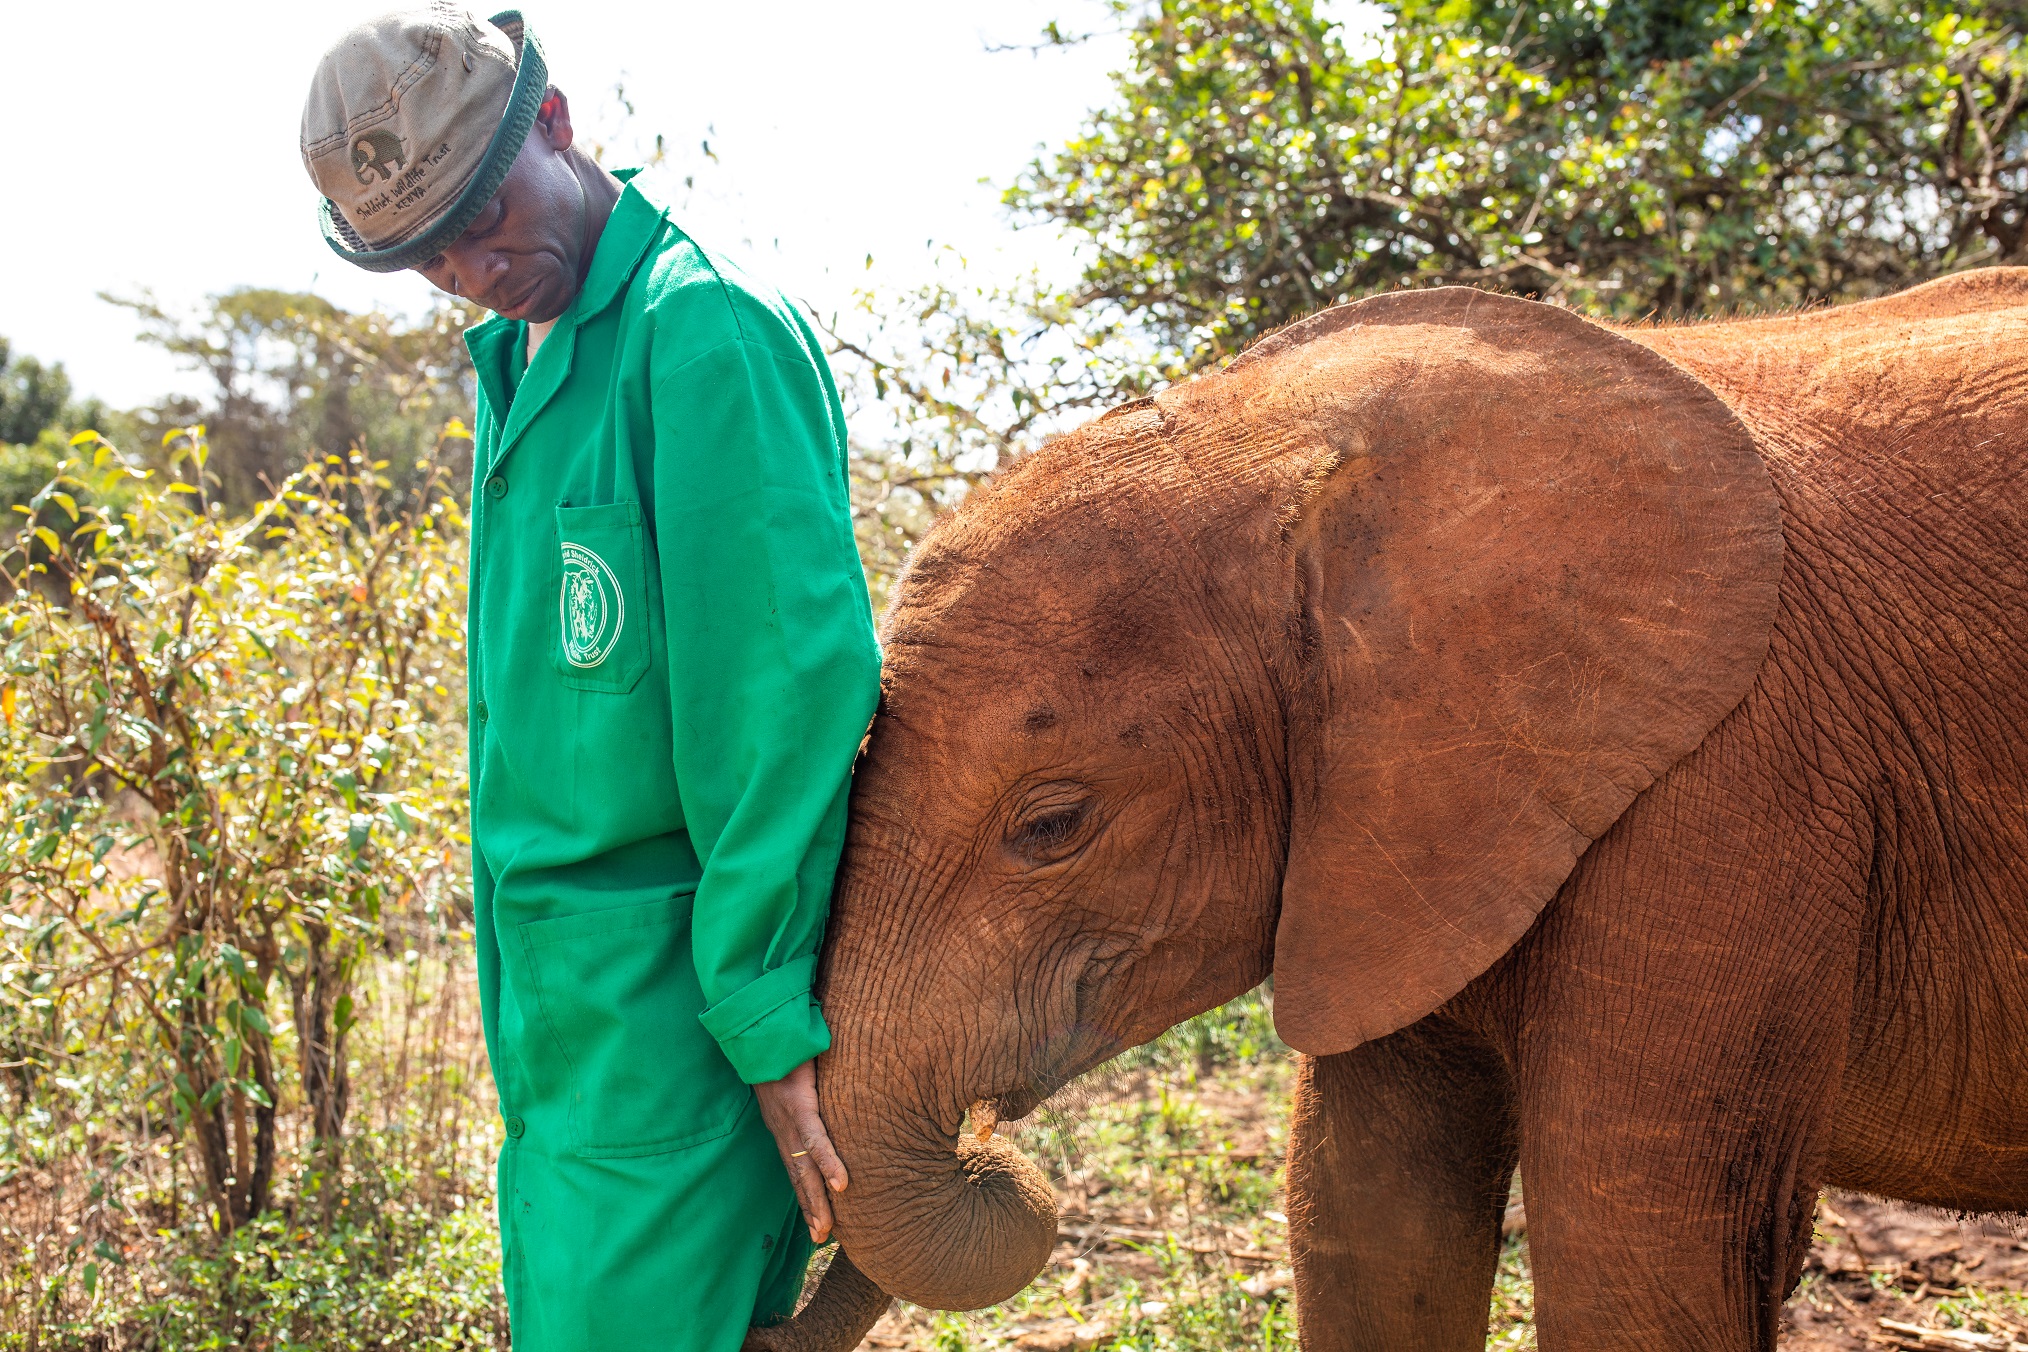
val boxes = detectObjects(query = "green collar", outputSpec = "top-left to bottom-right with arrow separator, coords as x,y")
572,168 -> 666,321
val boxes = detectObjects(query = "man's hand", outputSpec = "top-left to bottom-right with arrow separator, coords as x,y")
754,1059 -> 848,1244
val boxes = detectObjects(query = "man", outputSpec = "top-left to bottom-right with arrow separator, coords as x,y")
299,9 -> 880,1348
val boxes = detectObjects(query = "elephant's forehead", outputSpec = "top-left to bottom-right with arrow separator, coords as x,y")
885,553 -> 1207,692
878,607 -> 1211,758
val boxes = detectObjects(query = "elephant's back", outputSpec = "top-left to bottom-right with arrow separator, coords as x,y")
1624,268 -> 2028,348
1628,288 -> 2028,655
1624,275 -> 2028,509
1625,271 -> 2028,697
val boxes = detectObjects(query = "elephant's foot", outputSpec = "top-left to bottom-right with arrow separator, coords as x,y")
743,1250 -> 893,1352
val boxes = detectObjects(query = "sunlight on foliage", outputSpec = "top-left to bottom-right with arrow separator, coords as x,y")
820,263 -> 1188,610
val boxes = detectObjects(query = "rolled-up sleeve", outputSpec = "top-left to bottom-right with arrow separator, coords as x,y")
652,327 -> 880,1085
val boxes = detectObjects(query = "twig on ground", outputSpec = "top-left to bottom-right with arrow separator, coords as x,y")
1876,1317 -> 2028,1351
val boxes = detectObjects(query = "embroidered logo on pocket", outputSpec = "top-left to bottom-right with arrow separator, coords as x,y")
559,543 -> 625,668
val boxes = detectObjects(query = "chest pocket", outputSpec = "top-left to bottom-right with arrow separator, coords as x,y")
553,502 -> 650,695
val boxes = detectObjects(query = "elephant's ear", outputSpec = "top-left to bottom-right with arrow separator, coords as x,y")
1260,288 -> 1783,1055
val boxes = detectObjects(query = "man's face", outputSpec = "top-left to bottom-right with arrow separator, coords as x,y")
414,94 -> 588,324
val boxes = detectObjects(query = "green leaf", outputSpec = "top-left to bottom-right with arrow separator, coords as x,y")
32,527 -> 60,556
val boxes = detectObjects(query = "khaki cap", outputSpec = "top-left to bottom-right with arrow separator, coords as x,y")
301,5 -> 548,273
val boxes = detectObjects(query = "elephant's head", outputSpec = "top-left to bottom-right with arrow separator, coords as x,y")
787,289 -> 1783,1337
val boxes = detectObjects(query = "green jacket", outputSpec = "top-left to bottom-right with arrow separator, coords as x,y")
463,171 -> 879,1348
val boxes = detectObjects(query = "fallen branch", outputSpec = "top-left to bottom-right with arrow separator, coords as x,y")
1876,1318 -> 2028,1351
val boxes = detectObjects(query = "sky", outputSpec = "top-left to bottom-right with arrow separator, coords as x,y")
0,0 -> 1135,409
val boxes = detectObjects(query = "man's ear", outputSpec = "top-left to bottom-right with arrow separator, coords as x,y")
534,86 -> 574,152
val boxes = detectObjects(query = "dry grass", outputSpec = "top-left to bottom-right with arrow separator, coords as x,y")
0,942 -> 506,1351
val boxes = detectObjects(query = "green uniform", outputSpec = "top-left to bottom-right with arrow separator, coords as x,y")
462,170 -> 880,1351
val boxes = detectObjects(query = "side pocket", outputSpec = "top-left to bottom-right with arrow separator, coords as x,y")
553,501 -> 650,695
517,891 -> 752,1158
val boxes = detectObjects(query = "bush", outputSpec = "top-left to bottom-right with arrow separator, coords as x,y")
113,1161 -> 506,1352
0,425 -> 489,1346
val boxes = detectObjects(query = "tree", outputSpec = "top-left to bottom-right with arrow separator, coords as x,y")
1008,0 -> 2028,356
0,339 -> 74,448
109,290 -> 480,511
814,261 -> 1183,607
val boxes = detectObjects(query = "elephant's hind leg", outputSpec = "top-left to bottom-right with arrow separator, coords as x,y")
1287,1017 -> 1519,1352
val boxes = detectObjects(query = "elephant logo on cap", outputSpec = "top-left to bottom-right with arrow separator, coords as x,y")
352,130 -> 408,185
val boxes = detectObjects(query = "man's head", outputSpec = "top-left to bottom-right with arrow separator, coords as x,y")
302,7 -> 612,323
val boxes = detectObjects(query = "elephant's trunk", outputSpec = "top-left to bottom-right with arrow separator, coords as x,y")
804,978 -> 1060,1312
804,844 -> 1065,1325
834,1114 -> 1060,1312
740,1122 -> 1059,1351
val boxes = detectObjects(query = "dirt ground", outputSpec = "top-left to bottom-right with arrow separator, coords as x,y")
1785,1192 -> 2028,1351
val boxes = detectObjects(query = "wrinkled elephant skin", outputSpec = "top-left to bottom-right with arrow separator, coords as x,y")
784,273 -> 2028,1352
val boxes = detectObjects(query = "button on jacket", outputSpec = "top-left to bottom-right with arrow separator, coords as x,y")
463,170 -> 880,1351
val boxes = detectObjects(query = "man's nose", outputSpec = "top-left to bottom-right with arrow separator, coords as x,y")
447,245 -> 511,301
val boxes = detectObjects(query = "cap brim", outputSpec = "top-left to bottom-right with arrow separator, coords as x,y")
318,11 -> 548,275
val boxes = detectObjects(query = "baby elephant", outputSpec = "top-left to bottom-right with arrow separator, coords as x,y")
765,273 -> 2028,1352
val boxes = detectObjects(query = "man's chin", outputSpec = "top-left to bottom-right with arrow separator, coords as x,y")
496,282 -> 573,324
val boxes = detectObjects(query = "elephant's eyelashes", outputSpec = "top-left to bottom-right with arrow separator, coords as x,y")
1006,786 -> 1096,863
1022,808 -> 1086,849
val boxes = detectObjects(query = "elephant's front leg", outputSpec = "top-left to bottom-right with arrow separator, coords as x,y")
1516,1021 -> 1830,1352
1287,1017 -> 1520,1352
1510,742 -> 1861,1352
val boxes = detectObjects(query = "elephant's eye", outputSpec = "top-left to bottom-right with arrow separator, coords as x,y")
1006,784 -> 1096,864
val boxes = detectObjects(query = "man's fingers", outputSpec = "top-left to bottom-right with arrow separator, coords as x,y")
755,1062 -> 844,1241
790,1152 -> 834,1242
804,1123 -> 849,1194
